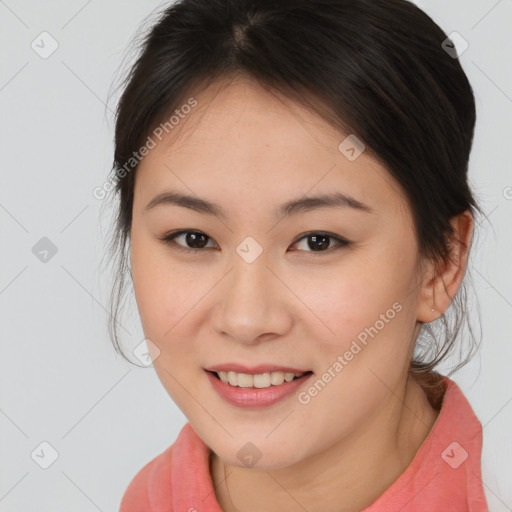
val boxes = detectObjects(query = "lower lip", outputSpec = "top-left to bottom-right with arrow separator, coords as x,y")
205,370 -> 313,408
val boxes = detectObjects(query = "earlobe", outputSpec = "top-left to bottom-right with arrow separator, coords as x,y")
417,210 -> 474,323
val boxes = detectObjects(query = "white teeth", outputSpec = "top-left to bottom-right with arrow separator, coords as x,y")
270,372 -> 285,385
253,373 -> 271,388
216,370 -> 306,388
237,373 -> 254,388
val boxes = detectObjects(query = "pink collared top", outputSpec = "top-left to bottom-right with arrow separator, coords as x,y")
119,377 -> 489,511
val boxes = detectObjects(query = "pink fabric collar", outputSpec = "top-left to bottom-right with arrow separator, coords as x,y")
122,377 -> 488,511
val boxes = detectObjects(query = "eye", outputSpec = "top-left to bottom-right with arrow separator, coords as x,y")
158,230 -> 218,253
289,232 -> 351,254
158,229 -> 351,254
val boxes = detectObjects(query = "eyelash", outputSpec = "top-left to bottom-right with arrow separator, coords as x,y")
157,229 -> 351,255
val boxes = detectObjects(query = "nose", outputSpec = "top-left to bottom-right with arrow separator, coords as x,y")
210,253 -> 293,345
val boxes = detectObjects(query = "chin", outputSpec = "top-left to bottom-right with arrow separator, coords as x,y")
208,434 -> 310,471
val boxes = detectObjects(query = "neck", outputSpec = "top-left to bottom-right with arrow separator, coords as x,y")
210,374 -> 440,512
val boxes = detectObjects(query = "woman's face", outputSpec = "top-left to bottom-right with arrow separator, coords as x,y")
130,76 -> 428,469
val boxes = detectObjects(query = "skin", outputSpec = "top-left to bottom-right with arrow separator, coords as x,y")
130,75 -> 474,511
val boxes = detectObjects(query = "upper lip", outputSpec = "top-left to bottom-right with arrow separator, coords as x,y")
205,363 -> 312,375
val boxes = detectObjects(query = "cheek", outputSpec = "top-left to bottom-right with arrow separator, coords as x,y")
131,235 -> 198,342
293,264 -> 415,437
300,256 -> 415,368
131,238 -> 208,408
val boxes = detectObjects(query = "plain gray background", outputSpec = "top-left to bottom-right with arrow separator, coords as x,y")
1,0 -> 511,510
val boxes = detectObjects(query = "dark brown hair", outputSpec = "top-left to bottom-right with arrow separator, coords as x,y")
102,0 -> 486,396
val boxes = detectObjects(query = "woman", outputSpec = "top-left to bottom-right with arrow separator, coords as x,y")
106,0 -> 489,509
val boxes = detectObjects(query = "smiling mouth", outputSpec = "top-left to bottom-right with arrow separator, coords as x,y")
208,370 -> 314,389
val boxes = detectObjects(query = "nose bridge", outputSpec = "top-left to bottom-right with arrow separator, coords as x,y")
226,245 -> 274,310
212,243 -> 291,343
227,233 -> 272,293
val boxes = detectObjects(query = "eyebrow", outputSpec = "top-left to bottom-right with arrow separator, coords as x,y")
144,190 -> 374,219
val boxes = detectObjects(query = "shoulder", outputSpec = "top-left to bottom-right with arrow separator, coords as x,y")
118,444 -> 174,512
117,422 -> 205,512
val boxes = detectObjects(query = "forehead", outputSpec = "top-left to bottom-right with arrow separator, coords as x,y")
135,77 -> 408,219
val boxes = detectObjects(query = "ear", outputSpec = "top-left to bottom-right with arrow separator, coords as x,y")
417,210 -> 474,323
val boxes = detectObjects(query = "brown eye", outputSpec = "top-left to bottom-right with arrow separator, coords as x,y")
159,230 -> 217,252
289,232 -> 351,253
